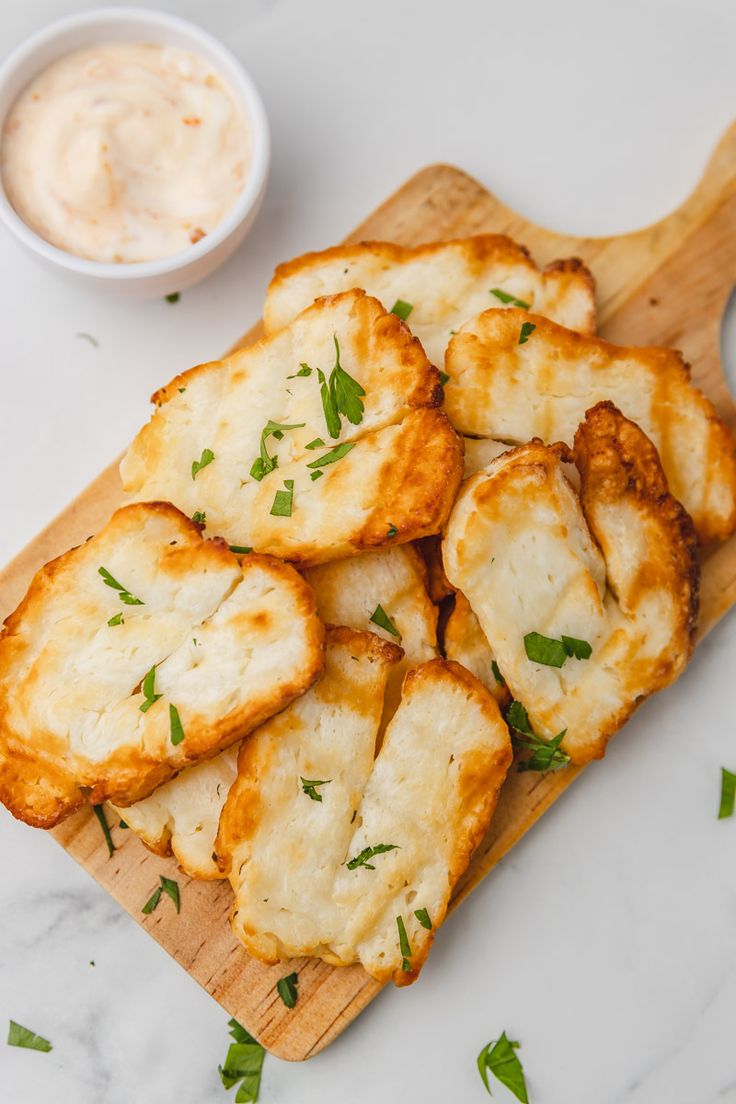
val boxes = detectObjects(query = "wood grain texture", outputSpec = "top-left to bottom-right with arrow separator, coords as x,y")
2,121 -> 735,1061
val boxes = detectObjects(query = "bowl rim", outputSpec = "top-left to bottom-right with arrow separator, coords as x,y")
0,6 -> 270,281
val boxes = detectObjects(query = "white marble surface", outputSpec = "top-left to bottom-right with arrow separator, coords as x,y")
1,1 -> 735,1101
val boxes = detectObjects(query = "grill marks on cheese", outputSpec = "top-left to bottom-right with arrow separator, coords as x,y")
445,309 -> 736,544
0,502 -> 324,827
217,633 -> 512,985
443,403 -> 699,764
263,235 -> 597,366
120,290 -> 463,566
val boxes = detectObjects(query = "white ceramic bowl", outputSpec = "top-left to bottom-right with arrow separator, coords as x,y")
0,7 -> 270,298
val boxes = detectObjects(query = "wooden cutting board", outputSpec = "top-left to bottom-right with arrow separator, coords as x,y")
2,121 -> 735,1063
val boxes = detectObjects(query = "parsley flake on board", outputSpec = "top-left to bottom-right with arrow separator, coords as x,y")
369,604 -> 401,639
98,565 -> 144,606
396,914 -> 412,972
719,768 -> 736,819
390,299 -> 413,321
306,441 -> 355,470
414,908 -> 432,930
270,479 -> 294,517
301,777 -> 331,802
169,704 -> 185,746
76,331 -> 99,348
250,421 -> 305,481
490,287 -> 531,310
506,700 -> 570,773
139,665 -> 162,713
142,875 -> 180,915
524,631 -> 591,668
219,1019 -> 265,1102
518,321 -> 536,345
92,804 -> 115,857
191,447 -> 215,480
276,972 -> 299,1008
7,1021 -> 52,1053
477,1031 -> 529,1102
346,843 -> 399,870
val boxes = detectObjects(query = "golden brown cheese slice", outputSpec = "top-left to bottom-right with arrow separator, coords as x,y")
443,403 -> 699,764
445,308 -> 736,543
264,236 -> 597,366
217,636 -> 511,986
0,503 -> 324,828
443,593 -> 508,706
121,290 -> 462,566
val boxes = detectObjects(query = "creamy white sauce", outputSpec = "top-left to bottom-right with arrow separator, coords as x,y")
1,42 -> 251,263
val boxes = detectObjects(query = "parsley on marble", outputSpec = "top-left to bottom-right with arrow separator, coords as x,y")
7,1021 -> 52,1053
218,1019 -> 265,1102
719,768 -> 736,819
477,1031 -> 529,1102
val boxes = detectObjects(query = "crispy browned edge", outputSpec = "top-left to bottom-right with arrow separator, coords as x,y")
449,307 -> 736,544
0,502 -> 326,829
266,235 -> 597,336
214,625 -> 405,877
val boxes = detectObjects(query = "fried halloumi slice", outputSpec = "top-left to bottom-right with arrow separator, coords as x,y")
0,503 -> 324,828
121,290 -> 463,567
443,592 -> 508,706
303,545 -> 438,725
264,236 -> 597,366
217,639 -> 511,986
445,309 -> 736,543
443,403 -> 699,764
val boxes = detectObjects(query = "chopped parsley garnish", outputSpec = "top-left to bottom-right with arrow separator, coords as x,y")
76,331 -> 99,347
98,565 -> 143,606
490,287 -> 531,310
387,523 -> 398,538
305,437 -> 325,450
306,441 -> 355,469
218,1019 -> 265,1102
191,447 -> 215,480
165,292 -> 180,303
396,915 -> 412,972
524,631 -> 591,667
346,843 -> 399,870
719,768 -> 736,819
250,420 -> 305,481
310,471 -> 323,481
477,1032 -> 529,1102
317,365 -> 341,438
439,371 -> 450,386
369,604 -> 401,639
178,387 -> 187,393
414,908 -> 432,930
119,819 -> 129,829
317,335 -> 365,438
169,704 -> 185,746
518,321 -> 536,345
107,612 -> 124,627
491,660 -> 505,686
229,545 -> 253,555
192,510 -> 206,526
301,777 -> 331,802
276,972 -> 299,1008
7,1021 -> 52,1053
142,874 -> 180,915
506,700 -> 570,772
390,299 -> 413,321
270,479 -> 294,517
139,665 -> 162,713
287,363 -> 312,378
92,803 -> 115,858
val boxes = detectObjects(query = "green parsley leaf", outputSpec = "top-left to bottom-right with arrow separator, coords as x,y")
287,363 -> 312,379
390,299 -> 413,321
524,632 -> 568,668
169,703 -> 185,746
518,321 -> 536,345
346,843 -> 399,870
477,1031 -> 529,1102
506,699 -> 534,736
191,447 -> 215,480
228,1019 -> 258,1045
506,700 -> 570,773
141,885 -> 162,914
369,604 -> 401,639
414,907 -> 432,930
192,510 -> 206,526
165,292 -> 180,303
250,420 -> 305,481
387,523 -> 398,538
76,331 -> 99,348
270,479 -> 294,517
491,660 -> 505,686
160,875 -> 180,912
316,365 -> 341,439
229,545 -> 253,555
439,371 -> 450,386
92,803 -> 115,858
310,471 -> 323,481
490,287 -> 531,310
219,1039 -> 264,1101
330,334 -> 365,426
178,387 -> 187,393
396,915 -> 412,971
301,777 -> 332,802
719,767 -> 736,819
119,819 -> 129,829
305,437 -> 325,450
276,972 -> 299,1008
98,565 -> 144,606
562,635 -> 593,660
306,441 -> 355,469
7,1021 -> 52,1053
139,665 -> 162,713
107,612 -> 124,627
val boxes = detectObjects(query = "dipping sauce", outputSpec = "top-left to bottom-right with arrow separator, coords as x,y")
1,42 -> 251,263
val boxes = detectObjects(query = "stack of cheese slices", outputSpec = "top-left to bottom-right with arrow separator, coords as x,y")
2,234 -> 734,987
